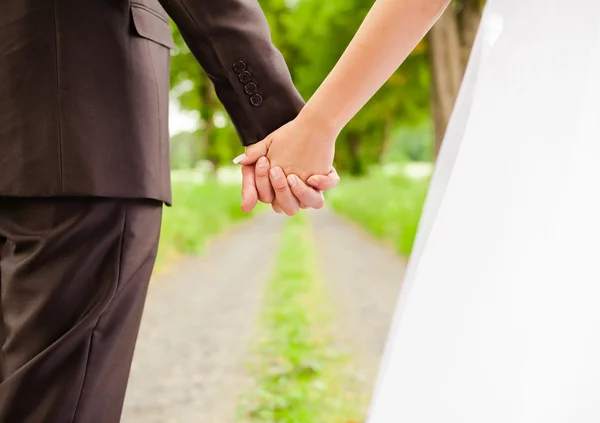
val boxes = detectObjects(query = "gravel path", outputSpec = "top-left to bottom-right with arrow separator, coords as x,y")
121,208 -> 406,422
308,209 -> 406,391
121,212 -> 286,423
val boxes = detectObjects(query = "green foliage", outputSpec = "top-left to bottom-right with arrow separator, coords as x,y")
169,131 -> 197,169
155,179 -> 259,270
208,123 -> 244,165
239,214 -> 366,423
328,173 -> 430,256
386,121 -> 435,163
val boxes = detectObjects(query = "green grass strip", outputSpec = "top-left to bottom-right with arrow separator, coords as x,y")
328,173 -> 429,256
239,213 -> 367,423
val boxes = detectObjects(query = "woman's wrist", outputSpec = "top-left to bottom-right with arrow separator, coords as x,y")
297,101 -> 344,142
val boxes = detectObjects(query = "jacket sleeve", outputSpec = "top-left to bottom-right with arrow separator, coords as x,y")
158,0 -> 305,146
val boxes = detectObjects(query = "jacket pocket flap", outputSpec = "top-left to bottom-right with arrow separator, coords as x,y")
131,3 -> 175,49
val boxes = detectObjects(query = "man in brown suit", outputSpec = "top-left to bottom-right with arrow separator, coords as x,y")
0,1 -> 336,421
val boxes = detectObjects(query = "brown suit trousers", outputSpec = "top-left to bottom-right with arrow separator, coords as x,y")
0,197 -> 162,423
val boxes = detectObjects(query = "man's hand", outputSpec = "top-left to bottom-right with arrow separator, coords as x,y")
239,159 -> 340,216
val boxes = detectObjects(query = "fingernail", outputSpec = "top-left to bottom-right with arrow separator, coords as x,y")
288,175 -> 297,187
308,177 -> 318,188
233,153 -> 246,164
269,168 -> 280,179
258,156 -> 268,167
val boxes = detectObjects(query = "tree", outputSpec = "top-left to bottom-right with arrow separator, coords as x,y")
428,0 -> 485,156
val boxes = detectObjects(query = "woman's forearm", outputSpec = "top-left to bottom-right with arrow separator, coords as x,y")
300,0 -> 450,134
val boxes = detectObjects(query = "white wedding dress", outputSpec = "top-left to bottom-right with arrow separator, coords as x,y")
368,0 -> 600,421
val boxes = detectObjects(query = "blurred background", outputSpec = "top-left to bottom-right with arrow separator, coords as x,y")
122,1 -> 485,422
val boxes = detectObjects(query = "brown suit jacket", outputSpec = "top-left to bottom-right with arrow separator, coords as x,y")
0,0 -> 304,205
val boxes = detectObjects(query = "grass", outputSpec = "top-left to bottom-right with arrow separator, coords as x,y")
239,214 -> 367,423
155,178 -> 262,271
327,172 -> 430,256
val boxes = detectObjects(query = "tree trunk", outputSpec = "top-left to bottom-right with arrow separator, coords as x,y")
429,0 -> 484,157
198,76 -> 216,170
347,131 -> 364,176
379,118 -> 394,164
428,3 -> 464,157
460,0 -> 484,65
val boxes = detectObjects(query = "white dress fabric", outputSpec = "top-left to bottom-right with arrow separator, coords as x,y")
368,1 -> 600,421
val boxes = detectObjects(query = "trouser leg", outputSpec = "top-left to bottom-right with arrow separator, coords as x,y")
0,197 -> 162,423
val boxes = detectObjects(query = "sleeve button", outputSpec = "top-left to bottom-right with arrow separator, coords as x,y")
233,60 -> 246,74
238,71 -> 252,84
250,94 -> 263,107
244,82 -> 258,95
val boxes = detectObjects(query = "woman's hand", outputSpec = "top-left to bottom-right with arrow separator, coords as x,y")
234,110 -> 339,182
234,110 -> 341,215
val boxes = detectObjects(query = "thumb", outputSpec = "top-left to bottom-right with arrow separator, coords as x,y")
233,138 -> 270,165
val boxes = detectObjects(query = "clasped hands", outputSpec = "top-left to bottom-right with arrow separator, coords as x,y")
233,113 -> 340,216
